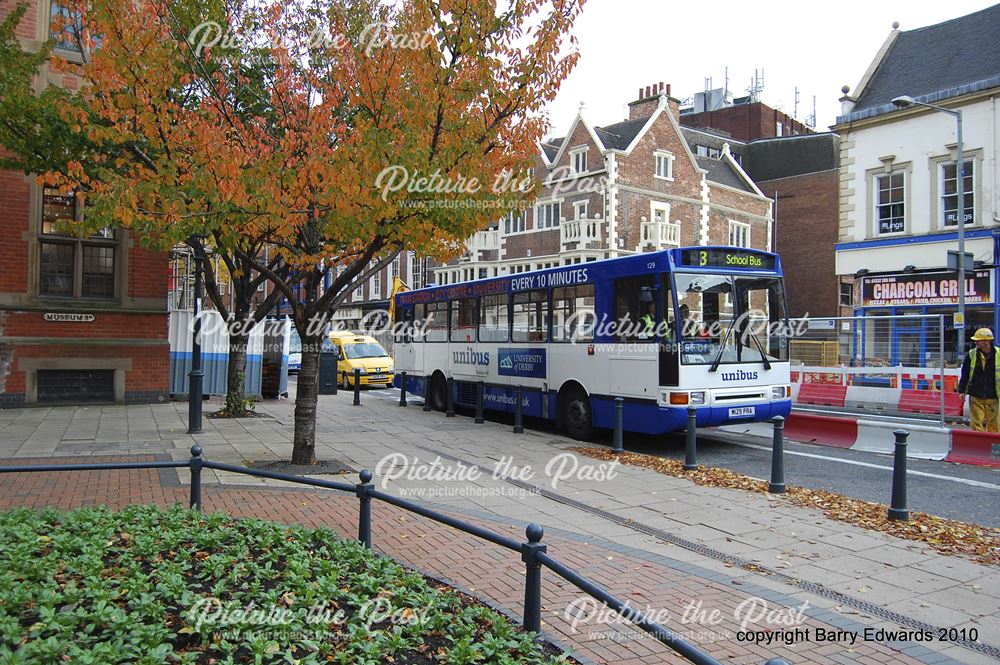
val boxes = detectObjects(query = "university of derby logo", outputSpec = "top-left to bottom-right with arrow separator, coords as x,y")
499,355 -> 514,370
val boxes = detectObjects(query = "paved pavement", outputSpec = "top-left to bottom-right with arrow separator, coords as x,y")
0,389 -> 998,665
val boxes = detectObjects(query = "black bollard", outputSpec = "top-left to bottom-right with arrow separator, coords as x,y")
768,416 -> 786,494
353,368 -> 361,406
683,406 -> 698,470
888,430 -> 909,521
513,386 -> 524,434
399,371 -> 407,407
612,397 -> 624,452
446,376 -> 455,417
475,381 -> 485,424
356,469 -> 373,548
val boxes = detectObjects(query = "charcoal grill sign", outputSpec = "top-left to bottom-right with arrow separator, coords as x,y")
861,271 -> 992,307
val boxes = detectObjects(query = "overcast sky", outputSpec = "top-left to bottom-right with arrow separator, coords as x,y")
543,0 -> 998,139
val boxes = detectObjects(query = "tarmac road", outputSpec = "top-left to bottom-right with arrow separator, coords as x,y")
359,384 -> 1000,528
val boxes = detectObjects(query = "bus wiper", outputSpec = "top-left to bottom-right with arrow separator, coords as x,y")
745,330 -> 772,371
709,321 -> 736,373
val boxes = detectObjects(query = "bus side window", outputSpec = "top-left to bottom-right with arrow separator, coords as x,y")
450,297 -> 477,343
512,290 -> 547,343
478,294 -> 509,343
552,284 -> 595,343
425,301 -> 448,342
412,304 -> 426,343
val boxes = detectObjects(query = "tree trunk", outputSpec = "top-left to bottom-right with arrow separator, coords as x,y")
291,332 -> 321,465
225,328 -> 249,414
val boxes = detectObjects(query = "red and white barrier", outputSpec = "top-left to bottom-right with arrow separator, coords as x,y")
792,365 -> 967,417
721,411 -> 999,467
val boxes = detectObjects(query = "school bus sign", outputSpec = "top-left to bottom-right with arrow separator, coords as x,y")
861,270 -> 992,307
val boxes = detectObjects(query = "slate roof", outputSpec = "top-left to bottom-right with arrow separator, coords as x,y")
593,117 -> 650,151
853,5 -> 1000,112
541,137 -> 563,162
696,157 -> 752,192
742,134 -> 840,182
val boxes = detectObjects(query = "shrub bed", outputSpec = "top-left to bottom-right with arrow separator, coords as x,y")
0,505 -> 572,664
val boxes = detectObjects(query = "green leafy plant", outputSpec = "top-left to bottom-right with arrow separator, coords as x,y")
0,505 -> 573,664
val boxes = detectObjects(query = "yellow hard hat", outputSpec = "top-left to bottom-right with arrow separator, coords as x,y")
971,328 -> 994,341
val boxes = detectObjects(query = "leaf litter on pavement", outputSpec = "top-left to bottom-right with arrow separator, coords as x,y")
569,447 -> 1000,566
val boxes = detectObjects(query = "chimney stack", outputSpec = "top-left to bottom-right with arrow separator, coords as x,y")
628,80 -> 681,121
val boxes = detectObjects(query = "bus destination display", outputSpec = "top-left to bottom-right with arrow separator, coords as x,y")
679,249 -> 776,270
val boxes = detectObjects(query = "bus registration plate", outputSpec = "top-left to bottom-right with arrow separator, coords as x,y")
728,406 -> 755,418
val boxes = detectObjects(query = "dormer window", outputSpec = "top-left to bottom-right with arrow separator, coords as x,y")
570,147 -> 588,175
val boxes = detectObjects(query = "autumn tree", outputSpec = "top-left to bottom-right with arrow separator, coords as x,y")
6,0 -> 583,464
0,0 -> 287,415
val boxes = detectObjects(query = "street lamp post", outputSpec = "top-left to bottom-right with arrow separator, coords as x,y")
891,95 -> 965,354
187,236 -> 208,434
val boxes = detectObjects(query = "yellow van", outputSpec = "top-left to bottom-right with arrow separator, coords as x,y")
328,331 -> 394,388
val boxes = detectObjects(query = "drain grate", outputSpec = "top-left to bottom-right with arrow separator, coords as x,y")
415,445 -> 1000,660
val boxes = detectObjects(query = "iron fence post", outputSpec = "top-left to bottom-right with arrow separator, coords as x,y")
768,416 -> 786,494
399,371 -> 407,407
356,469 -> 374,548
353,368 -> 361,406
683,406 -> 698,470
475,381 -> 485,424
613,397 -> 624,453
513,386 -> 524,433
521,524 -> 546,633
446,376 -> 455,417
189,445 -> 203,511
888,430 -> 909,521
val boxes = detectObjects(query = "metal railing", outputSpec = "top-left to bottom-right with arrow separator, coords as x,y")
0,448 -> 790,665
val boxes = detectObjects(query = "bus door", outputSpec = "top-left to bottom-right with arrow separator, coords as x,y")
608,275 -> 659,399
449,296 -> 483,385
396,305 -> 422,376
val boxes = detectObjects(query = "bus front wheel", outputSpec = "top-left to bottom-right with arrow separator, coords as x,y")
561,389 -> 594,441
428,374 -> 448,412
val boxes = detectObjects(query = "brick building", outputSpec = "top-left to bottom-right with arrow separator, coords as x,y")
433,83 -> 775,283
680,97 -> 812,142
0,0 -> 170,406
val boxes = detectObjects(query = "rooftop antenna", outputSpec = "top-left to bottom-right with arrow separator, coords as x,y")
794,87 -> 800,119
805,95 -> 817,128
747,69 -> 764,103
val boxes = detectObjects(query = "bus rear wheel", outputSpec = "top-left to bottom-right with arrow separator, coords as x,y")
428,374 -> 448,412
561,389 -> 594,441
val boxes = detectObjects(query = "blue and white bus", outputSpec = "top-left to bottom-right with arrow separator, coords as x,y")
392,247 -> 792,439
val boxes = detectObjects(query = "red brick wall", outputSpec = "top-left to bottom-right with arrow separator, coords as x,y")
1,0 -> 37,39
0,170 -> 30,293
127,238 -> 168,299
680,102 -> 812,142
756,170 -> 839,317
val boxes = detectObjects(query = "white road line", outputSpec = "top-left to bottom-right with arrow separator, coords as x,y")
725,440 -> 1000,490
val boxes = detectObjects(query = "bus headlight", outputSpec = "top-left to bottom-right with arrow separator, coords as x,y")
771,386 -> 788,400
689,391 -> 706,405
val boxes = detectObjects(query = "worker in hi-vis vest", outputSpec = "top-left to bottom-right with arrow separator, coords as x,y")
958,328 -> 1000,432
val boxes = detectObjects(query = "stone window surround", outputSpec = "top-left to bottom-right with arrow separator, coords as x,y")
21,182 -> 130,308
866,157 -> 912,238
18,357 -> 131,404
927,146 -> 983,232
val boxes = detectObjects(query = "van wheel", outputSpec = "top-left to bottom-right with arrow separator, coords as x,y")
428,374 -> 448,412
561,388 -> 594,441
